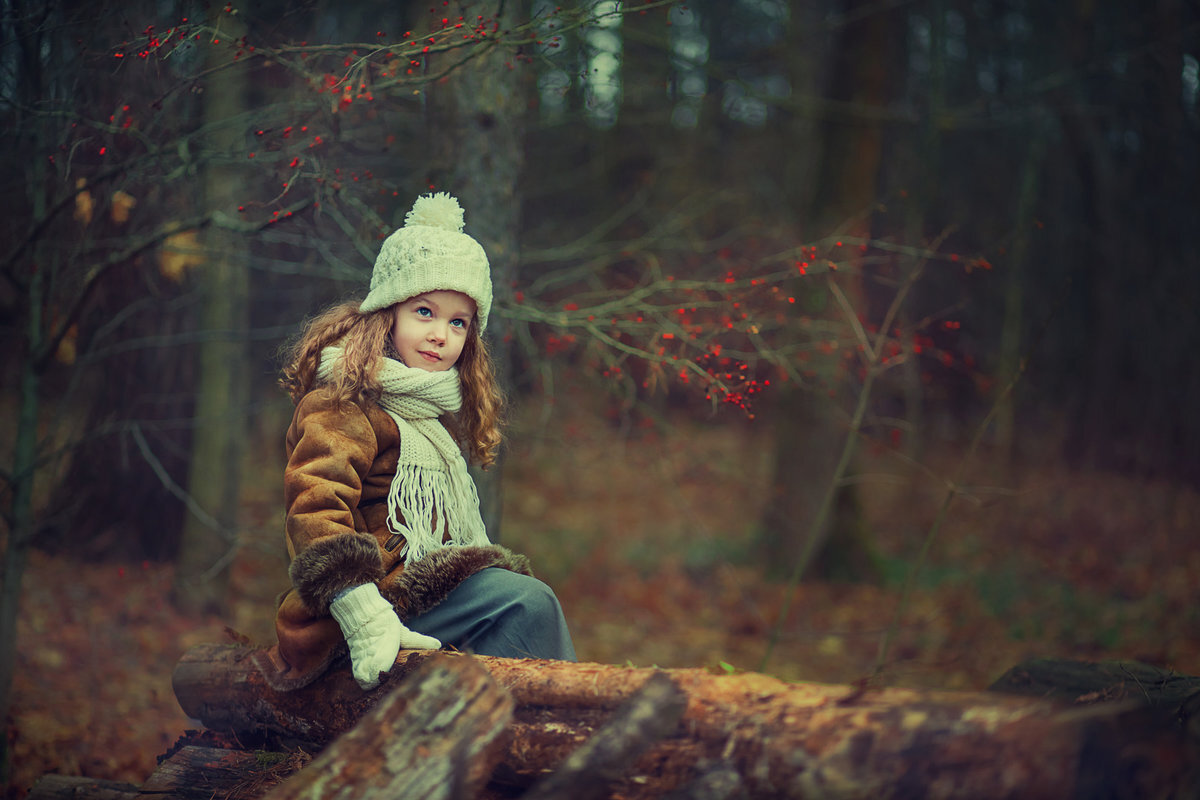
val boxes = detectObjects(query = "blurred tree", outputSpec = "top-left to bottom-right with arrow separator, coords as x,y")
1049,0 -> 1200,487
172,2 -> 253,615
893,0 -> 947,461
422,0 -> 531,540
0,4 -> 56,778
757,0 -> 903,584
0,0 -> 217,776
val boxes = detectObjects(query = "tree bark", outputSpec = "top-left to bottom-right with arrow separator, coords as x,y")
521,671 -> 687,800
261,654 -> 513,800
173,645 -> 1199,799
27,775 -> 142,800
172,3 -> 252,615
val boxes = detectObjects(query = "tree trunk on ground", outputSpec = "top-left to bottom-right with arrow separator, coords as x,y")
173,645 -> 1200,799
262,655 -> 513,800
990,658 -> 1200,718
520,671 -> 688,800
142,746 -> 283,797
172,5 -> 252,615
27,775 -> 143,800
31,747 -> 308,800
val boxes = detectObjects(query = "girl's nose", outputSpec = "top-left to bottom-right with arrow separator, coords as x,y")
428,325 -> 446,344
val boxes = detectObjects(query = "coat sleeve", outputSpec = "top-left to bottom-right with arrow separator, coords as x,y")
283,390 -> 386,614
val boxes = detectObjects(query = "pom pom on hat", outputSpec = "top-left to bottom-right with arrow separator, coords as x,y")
360,193 -> 493,330
405,192 -> 465,231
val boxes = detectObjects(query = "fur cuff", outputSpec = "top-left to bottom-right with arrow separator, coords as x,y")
289,533 -> 385,614
383,545 -> 533,620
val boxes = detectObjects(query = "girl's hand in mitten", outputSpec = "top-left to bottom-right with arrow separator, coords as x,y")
329,583 -> 442,690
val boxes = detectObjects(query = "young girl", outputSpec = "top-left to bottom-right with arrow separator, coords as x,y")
254,193 -> 576,692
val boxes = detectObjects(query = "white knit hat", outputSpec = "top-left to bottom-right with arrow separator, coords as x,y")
360,193 -> 493,330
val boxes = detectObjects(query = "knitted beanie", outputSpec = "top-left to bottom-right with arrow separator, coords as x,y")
360,193 -> 493,330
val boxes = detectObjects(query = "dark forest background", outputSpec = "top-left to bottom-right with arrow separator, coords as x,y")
3,0 -> 1199,794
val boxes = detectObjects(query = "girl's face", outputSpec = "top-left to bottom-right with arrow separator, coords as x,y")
390,290 -> 476,372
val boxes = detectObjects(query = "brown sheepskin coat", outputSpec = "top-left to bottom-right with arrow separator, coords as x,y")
252,386 -> 530,691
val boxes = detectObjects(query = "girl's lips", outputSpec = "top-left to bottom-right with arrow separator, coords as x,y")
418,350 -> 441,362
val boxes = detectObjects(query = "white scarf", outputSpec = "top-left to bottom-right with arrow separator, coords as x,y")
317,347 -> 490,563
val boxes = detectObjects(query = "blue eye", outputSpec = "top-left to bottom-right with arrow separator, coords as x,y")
416,306 -> 432,317
450,318 -> 467,329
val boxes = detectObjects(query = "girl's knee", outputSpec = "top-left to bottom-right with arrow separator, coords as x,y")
511,575 -> 562,619
464,568 -> 576,661
459,567 -> 568,629
479,569 -> 559,618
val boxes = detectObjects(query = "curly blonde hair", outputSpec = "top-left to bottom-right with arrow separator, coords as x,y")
280,301 -> 504,467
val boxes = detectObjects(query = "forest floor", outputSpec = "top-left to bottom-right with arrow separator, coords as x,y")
7,387 -> 1200,798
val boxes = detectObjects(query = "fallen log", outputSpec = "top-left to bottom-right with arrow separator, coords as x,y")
140,745 -> 300,799
28,747 -> 305,800
27,775 -> 142,800
521,671 -> 687,800
260,654 -> 513,800
173,645 -> 1200,799
991,658 -> 1200,717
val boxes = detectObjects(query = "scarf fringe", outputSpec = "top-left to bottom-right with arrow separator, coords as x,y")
385,454 -> 487,563
319,346 -> 489,563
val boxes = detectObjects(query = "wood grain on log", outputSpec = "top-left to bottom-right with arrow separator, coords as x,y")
174,645 -> 1200,799
27,775 -> 142,800
260,654 -> 513,800
521,671 -> 687,800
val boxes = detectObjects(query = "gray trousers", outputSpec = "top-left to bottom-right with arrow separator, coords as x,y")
407,567 -> 577,661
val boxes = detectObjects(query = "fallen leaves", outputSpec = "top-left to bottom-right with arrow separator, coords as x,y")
8,394 -> 1200,798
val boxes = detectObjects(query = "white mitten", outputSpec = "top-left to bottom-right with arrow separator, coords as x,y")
329,583 -> 442,690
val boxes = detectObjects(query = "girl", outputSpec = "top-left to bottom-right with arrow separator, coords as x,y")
254,193 -> 576,692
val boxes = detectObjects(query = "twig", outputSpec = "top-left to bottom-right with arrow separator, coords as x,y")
759,230 -> 950,673
130,423 -> 228,539
869,270 -> 1073,679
